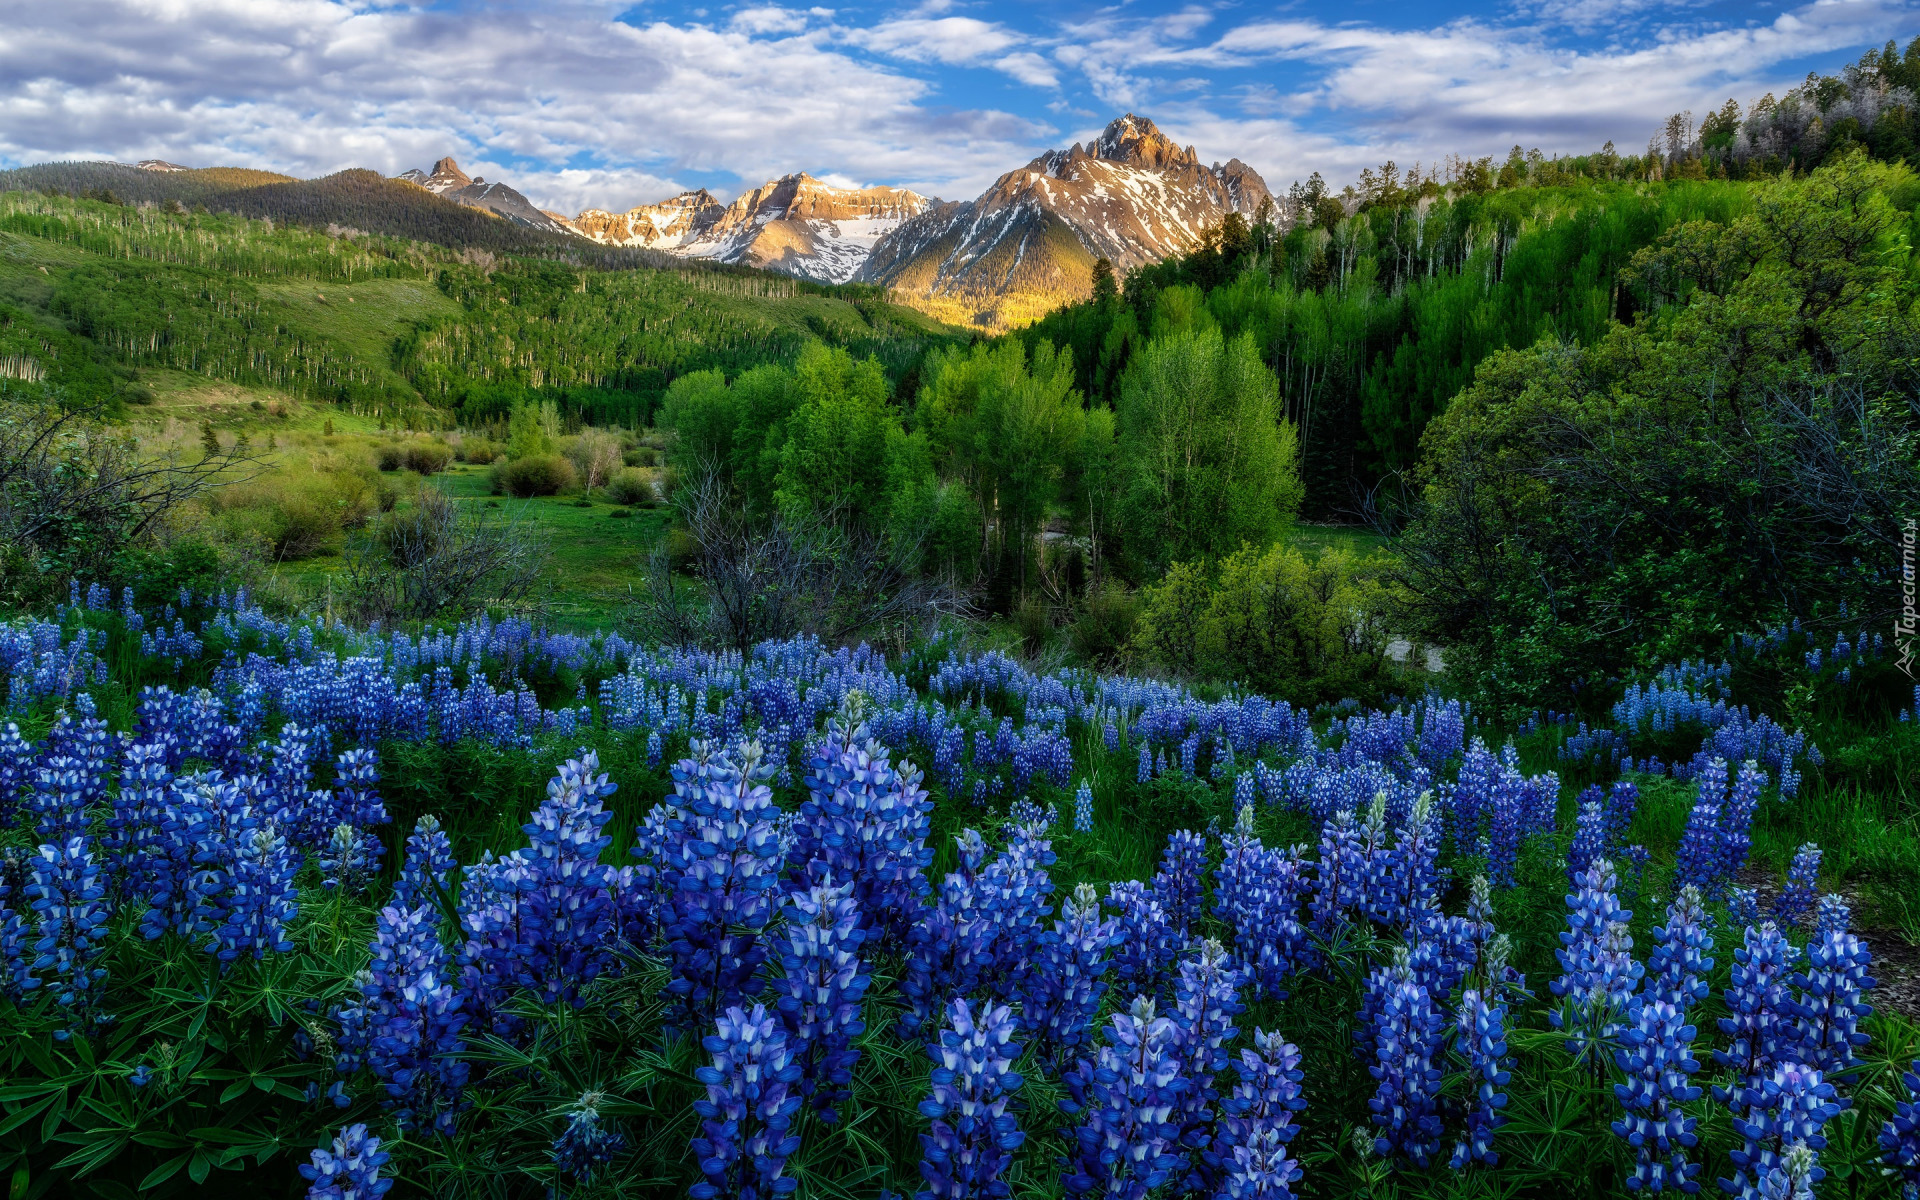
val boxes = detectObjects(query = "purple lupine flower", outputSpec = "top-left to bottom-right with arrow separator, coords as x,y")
1814,895 -> 1851,937
1717,760 -> 1765,886
1367,950 -> 1446,1167
1024,882 -> 1118,1067
788,712 -> 934,954
0,722 -> 33,828
1449,987 -> 1511,1168
298,1122 -> 393,1200
1773,844 -> 1820,930
335,904 -> 469,1135
1728,887 -> 1762,930
1211,1028 -> 1306,1198
1714,923 -> 1801,1104
1758,1144 -> 1817,1200
1060,995 -> 1187,1200
214,825 -> 299,964
1106,880 -> 1181,1005
1383,793 -> 1443,928
1723,1063 -> 1842,1197
319,822 -> 381,894
392,815 -> 457,913
28,756 -> 91,846
774,873 -> 870,1123
1603,780 -> 1639,855
690,1003 -> 803,1200
516,751 -> 619,1009
1611,997 -> 1704,1192
1880,1059 -> 1920,1198
551,1094 -> 625,1183
1074,781 -> 1094,833
1786,919 -> 1875,1081
1645,886 -> 1715,1013
915,997 -> 1024,1200
1169,940 -> 1244,1194
105,742 -> 172,905
1568,795 -> 1606,882
1549,858 -> 1640,1063
1152,830 -> 1206,937
1674,796 -> 1724,898
26,835 -> 110,1033
1311,808 -> 1364,935
0,861 -> 36,1002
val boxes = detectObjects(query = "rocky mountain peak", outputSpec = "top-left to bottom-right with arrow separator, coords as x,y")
429,157 -> 470,186
1094,114 -> 1196,170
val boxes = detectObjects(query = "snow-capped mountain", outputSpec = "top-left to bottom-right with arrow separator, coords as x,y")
856,115 -> 1271,321
394,157 -> 578,238
570,174 -> 931,284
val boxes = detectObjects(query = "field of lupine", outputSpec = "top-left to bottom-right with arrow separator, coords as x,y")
0,584 -> 1917,1198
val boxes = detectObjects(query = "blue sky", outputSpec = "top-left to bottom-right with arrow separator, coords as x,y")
1,0 -> 1914,213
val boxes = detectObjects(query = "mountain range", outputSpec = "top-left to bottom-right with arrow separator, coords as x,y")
3,114 -> 1271,328
393,115 -> 1269,321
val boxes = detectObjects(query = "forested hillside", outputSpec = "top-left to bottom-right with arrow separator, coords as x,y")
0,189 -> 969,425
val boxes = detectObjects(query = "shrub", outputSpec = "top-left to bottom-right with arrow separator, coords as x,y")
267,492 -> 340,560
1070,584 -> 1139,667
623,446 -> 658,468
494,454 -> 575,498
1134,544 -> 1390,705
458,440 -> 499,465
375,444 -> 404,472
567,429 -> 623,493
403,443 -> 453,475
605,468 -> 655,507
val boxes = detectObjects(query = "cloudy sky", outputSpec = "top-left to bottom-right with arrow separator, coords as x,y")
0,0 -> 1913,213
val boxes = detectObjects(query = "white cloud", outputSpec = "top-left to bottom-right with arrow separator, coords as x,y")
0,0 -> 1050,206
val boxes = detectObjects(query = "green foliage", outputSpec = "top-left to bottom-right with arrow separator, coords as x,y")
773,343 -> 903,526
1115,326 -> 1303,579
1397,151 -> 1920,711
1134,543 -> 1391,704
493,453 -> 574,498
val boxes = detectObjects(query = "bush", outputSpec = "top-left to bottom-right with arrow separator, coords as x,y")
1069,584 -> 1139,666
267,492 -> 340,560
458,440 -> 499,465
605,468 -> 655,507
493,454 -> 575,498
623,446 -> 658,468
403,442 -> 453,475
375,444 -> 404,472
1134,543 -> 1391,705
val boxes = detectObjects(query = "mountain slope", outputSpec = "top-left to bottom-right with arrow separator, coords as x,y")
395,157 -> 578,237
0,160 -> 296,205
857,114 -> 1271,327
570,173 -> 931,284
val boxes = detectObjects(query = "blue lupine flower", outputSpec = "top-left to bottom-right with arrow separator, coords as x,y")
1814,894 -> 1851,937
1568,795 -> 1606,881
1105,879 -> 1181,1005
1728,887 -> 1763,929
1061,995 -> 1187,1200
691,1003 -> 803,1200
1674,796 -> 1724,898
1645,886 -> 1715,1013
915,997 -> 1024,1200
774,873 -> 870,1122
1612,997 -> 1703,1192
1450,987 -> 1511,1168
1152,830 -> 1206,937
788,710 -> 934,953
1880,1059 -> 1920,1198
1074,780 -> 1094,833
214,825 -> 299,964
1024,882 -> 1118,1067
129,1064 -> 152,1088
1383,792 -> 1443,928
1311,808 -> 1364,935
335,904 -> 469,1135
1786,921 -> 1875,1081
1211,1027 -> 1306,1198
1723,1063 -> 1841,1197
1366,950 -> 1446,1167
1714,923 -> 1801,1103
552,1094 -> 625,1183
392,814 -> 457,913
1549,858 -> 1640,1062
1169,939 -> 1244,1192
26,834 -> 111,1030
298,1122 -> 393,1200
1773,844 -> 1820,930
1758,1144 -> 1816,1200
